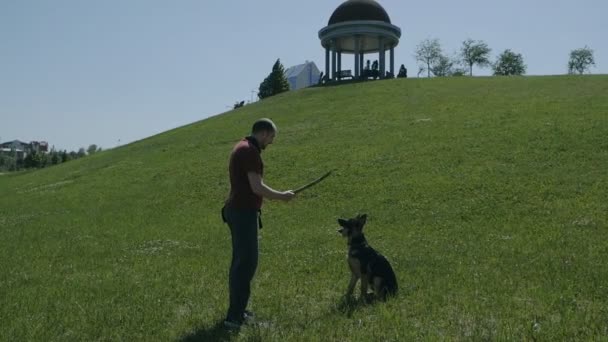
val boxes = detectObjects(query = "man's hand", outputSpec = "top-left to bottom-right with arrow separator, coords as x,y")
280,190 -> 296,202
247,172 -> 296,201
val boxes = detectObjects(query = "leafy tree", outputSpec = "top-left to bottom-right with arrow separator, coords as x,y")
39,153 -> 49,168
77,148 -> 86,158
87,144 -> 98,155
431,54 -> 455,77
493,49 -> 527,76
258,59 -> 290,99
15,157 -> 24,171
451,68 -> 467,77
51,151 -> 60,165
61,150 -> 69,163
568,46 -> 595,75
24,151 -> 40,168
414,38 -> 442,78
0,154 -> 16,171
460,39 -> 492,76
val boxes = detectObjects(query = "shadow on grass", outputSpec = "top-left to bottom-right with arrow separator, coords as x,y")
331,296 -> 371,318
331,290 -> 409,318
179,319 -> 236,342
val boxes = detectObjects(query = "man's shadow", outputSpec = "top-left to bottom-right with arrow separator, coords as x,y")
179,319 -> 235,342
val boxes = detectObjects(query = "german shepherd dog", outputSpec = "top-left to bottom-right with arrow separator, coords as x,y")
338,214 -> 398,302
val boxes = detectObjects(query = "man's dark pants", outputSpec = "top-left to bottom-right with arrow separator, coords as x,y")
223,207 -> 259,322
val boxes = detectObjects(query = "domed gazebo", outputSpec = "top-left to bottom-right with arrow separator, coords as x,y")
319,0 -> 401,81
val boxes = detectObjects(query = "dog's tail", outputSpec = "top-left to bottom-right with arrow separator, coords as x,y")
383,265 -> 398,298
386,273 -> 398,296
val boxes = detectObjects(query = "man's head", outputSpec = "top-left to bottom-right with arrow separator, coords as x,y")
251,118 -> 277,150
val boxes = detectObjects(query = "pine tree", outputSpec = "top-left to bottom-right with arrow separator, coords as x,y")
258,59 -> 290,100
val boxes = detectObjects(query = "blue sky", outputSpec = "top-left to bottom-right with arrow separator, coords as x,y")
1,0 -> 606,151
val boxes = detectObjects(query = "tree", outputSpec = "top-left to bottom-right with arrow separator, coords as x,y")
87,144 -> 98,155
39,152 -> 49,168
258,59 -> 290,99
15,156 -> 24,171
460,39 -> 492,76
431,54 -> 455,77
451,68 -> 467,77
24,151 -> 40,169
568,46 -> 595,75
0,154 -> 16,172
61,150 -> 69,163
51,151 -> 60,165
0,154 -> 6,171
77,148 -> 86,158
414,38 -> 442,78
493,49 -> 527,76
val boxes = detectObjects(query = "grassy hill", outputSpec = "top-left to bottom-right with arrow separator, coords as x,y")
1,75 -> 607,341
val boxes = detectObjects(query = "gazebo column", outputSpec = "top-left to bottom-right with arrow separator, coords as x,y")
325,47 -> 330,81
378,38 -> 385,79
331,51 -> 337,80
359,53 -> 364,77
354,36 -> 360,78
390,46 -> 395,77
338,51 -> 342,77
331,40 -> 337,80
359,37 -> 365,76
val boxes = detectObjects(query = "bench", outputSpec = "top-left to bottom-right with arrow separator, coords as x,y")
362,69 -> 380,80
337,70 -> 353,79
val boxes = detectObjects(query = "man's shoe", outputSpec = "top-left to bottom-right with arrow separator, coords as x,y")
243,310 -> 256,324
242,310 -> 272,328
223,319 -> 242,330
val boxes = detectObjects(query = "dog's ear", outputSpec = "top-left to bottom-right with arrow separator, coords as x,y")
358,214 -> 367,225
338,219 -> 348,227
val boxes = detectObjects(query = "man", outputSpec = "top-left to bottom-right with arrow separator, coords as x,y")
222,118 -> 295,329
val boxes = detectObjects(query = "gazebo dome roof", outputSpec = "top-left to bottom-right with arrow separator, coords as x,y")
328,0 -> 391,25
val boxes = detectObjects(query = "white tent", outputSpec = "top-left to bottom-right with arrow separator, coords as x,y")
284,61 -> 321,90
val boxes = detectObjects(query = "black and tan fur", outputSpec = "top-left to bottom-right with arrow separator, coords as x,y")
338,214 -> 398,302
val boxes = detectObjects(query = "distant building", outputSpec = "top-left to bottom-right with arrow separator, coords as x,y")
284,61 -> 321,90
0,140 -> 29,151
30,141 -> 49,153
0,140 -> 49,159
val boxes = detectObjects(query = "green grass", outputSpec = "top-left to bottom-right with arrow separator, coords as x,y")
1,75 -> 607,341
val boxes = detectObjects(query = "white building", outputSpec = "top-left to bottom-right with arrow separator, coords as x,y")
0,140 -> 49,159
284,61 -> 321,90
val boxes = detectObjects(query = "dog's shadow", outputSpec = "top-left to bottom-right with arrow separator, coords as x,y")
179,319 -> 235,342
331,295 -> 376,318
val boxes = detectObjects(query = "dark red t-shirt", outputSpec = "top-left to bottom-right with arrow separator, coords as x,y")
225,137 -> 264,209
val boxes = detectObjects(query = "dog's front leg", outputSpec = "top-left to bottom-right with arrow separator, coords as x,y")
346,273 -> 358,298
360,274 -> 370,302
346,258 -> 361,298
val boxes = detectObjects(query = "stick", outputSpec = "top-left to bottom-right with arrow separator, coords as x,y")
293,170 -> 333,194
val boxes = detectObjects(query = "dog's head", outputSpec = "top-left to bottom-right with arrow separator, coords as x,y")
337,214 -> 367,238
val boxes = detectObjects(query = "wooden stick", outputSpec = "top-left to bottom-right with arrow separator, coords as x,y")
293,170 -> 333,194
